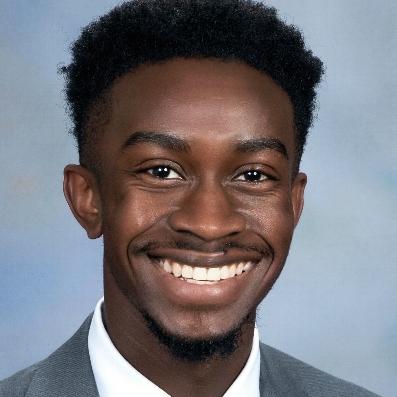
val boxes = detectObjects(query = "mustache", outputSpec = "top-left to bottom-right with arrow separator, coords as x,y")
130,239 -> 273,257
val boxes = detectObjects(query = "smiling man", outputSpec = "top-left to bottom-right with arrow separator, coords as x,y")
0,1 -> 379,397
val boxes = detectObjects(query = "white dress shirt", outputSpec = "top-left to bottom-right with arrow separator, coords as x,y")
88,298 -> 260,397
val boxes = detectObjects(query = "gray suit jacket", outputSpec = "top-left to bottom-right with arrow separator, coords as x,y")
0,314 -> 379,396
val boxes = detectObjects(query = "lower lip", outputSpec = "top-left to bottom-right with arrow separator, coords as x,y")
149,258 -> 257,307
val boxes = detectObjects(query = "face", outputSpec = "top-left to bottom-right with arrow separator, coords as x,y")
65,58 -> 306,342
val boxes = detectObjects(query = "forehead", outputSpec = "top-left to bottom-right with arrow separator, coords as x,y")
101,58 -> 295,156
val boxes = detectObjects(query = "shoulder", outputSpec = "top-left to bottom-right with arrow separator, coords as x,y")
0,314 -> 95,397
0,363 -> 39,397
259,343 -> 380,397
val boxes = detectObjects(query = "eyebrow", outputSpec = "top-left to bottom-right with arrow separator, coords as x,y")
122,131 -> 191,152
235,137 -> 288,159
122,130 -> 288,159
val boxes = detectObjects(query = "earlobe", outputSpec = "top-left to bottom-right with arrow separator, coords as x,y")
63,164 -> 103,239
292,172 -> 307,227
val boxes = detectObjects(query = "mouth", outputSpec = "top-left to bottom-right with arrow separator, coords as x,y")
158,258 -> 255,285
145,255 -> 261,307
135,246 -> 271,307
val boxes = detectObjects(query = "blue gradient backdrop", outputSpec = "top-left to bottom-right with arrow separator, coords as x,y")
0,1 -> 395,396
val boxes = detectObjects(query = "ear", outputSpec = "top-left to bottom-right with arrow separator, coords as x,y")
291,172 -> 307,228
63,164 -> 103,239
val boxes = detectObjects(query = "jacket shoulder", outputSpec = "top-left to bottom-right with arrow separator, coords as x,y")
0,314 -> 97,397
259,343 -> 380,397
0,363 -> 40,397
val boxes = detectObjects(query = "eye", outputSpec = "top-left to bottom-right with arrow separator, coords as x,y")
235,170 -> 268,182
147,165 -> 182,179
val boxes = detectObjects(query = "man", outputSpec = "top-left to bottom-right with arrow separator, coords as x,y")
0,1 -> 379,396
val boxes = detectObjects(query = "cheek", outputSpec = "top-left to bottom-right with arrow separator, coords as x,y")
245,192 -> 295,254
101,187 -> 172,251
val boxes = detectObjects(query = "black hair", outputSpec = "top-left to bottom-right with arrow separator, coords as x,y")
61,0 -> 324,171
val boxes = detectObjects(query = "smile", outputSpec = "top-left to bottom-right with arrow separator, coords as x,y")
158,259 -> 254,284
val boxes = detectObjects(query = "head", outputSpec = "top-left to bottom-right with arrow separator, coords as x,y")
62,0 -> 323,361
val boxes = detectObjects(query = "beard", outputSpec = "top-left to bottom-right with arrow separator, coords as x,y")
109,258 -> 256,362
140,308 -> 254,363
106,233 -> 266,363
107,260 -> 255,362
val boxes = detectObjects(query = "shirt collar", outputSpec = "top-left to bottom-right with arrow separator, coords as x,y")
88,298 -> 260,397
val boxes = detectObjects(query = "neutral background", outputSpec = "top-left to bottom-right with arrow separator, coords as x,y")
0,1 -> 395,396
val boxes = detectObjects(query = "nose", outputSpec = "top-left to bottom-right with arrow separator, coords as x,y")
168,180 -> 246,242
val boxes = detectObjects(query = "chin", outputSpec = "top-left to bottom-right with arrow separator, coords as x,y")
140,308 -> 254,362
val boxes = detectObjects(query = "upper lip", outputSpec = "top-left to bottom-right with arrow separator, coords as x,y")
146,247 -> 263,267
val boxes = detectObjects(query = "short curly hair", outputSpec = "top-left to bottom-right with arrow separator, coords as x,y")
61,0 -> 324,172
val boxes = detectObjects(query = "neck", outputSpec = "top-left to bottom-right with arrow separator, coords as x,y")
103,269 -> 256,397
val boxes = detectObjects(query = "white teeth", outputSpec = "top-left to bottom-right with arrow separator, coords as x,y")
159,259 -> 254,282
172,262 -> 182,277
187,279 -> 213,284
229,264 -> 236,277
244,261 -> 253,272
207,267 -> 221,281
182,265 -> 193,278
193,267 -> 207,281
220,265 -> 231,279
163,259 -> 172,273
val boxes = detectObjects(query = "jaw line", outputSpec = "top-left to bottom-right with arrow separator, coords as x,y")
139,306 -> 255,362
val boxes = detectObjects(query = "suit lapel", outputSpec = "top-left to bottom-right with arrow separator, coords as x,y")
259,343 -> 308,397
26,314 -> 99,397
259,344 -> 280,397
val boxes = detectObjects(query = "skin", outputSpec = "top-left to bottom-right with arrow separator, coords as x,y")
64,58 -> 306,397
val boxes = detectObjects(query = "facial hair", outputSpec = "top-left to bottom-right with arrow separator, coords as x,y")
141,308 -> 254,362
